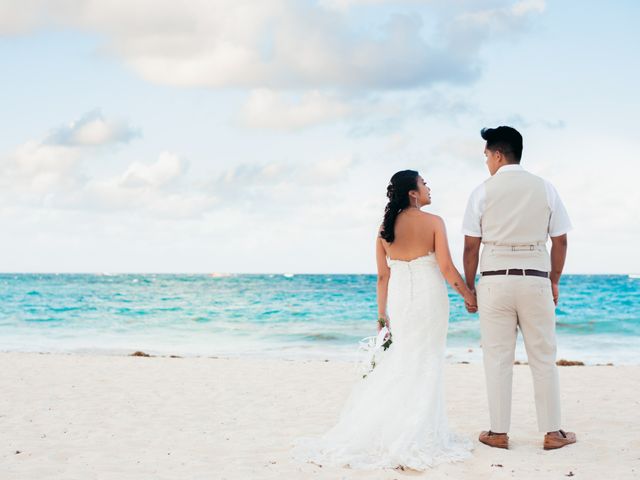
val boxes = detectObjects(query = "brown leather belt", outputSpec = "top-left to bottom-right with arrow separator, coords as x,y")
481,269 -> 549,278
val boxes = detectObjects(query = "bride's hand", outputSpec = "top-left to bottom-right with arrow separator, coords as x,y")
377,316 -> 389,332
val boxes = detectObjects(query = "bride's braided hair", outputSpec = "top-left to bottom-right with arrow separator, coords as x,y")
380,170 -> 419,243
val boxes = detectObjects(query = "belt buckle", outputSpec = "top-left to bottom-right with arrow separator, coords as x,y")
510,244 -> 536,252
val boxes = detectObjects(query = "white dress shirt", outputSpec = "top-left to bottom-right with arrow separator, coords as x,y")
462,164 -> 572,238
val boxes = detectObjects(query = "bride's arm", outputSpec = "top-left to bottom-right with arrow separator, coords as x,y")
433,216 -> 477,307
375,234 -> 391,331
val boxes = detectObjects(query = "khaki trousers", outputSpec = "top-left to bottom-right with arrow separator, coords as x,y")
477,274 -> 561,433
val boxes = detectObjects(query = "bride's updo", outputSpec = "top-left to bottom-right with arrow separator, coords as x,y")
380,170 -> 419,243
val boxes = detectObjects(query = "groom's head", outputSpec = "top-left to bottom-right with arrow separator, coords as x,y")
481,126 -> 523,175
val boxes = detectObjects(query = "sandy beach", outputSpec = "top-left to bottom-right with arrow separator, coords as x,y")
1,352 -> 638,480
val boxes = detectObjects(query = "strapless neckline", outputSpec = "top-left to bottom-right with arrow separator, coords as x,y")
386,252 -> 435,263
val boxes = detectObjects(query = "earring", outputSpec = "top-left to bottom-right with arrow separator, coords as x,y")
414,196 -> 419,208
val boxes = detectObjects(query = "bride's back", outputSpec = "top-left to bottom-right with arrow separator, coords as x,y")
382,210 -> 437,261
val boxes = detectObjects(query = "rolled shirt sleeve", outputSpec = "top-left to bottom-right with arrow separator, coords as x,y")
545,180 -> 573,237
462,184 -> 484,237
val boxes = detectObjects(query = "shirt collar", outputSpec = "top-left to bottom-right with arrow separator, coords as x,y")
495,164 -> 524,175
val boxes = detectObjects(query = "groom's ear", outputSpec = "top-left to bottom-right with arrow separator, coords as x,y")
495,149 -> 508,164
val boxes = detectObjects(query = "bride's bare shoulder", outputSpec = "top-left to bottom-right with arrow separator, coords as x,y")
420,212 -> 445,226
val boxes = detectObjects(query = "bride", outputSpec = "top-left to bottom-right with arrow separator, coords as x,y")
291,170 -> 477,470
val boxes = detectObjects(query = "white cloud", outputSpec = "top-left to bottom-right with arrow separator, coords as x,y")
120,152 -> 185,188
0,111 -> 140,200
0,113 -> 203,217
1,110 -> 357,219
240,89 -> 353,130
0,0 -> 545,90
0,140 -> 82,197
0,0 -> 48,35
6,140 -> 78,179
45,109 -> 140,147
72,152 -> 219,218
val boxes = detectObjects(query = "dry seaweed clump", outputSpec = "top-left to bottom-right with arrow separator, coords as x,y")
556,359 -> 584,366
130,351 -> 152,357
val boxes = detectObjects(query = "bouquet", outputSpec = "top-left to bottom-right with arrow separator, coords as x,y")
358,320 -> 392,378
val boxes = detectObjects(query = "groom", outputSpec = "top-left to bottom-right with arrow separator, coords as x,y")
462,126 -> 576,450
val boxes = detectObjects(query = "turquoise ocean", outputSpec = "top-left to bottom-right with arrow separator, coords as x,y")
0,274 -> 638,365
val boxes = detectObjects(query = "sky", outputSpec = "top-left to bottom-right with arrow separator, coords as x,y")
0,0 -> 638,274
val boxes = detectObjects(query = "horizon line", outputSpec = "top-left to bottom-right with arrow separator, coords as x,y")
0,271 -> 635,276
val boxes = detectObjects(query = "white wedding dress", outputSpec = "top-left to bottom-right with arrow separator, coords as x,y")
291,253 -> 473,470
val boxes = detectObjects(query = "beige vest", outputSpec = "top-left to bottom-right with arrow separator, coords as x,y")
480,169 -> 552,271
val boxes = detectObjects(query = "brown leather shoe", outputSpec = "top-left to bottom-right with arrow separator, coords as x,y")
479,430 -> 509,449
544,430 -> 577,450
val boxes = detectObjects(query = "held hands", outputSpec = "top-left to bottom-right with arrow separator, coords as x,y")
464,288 -> 478,314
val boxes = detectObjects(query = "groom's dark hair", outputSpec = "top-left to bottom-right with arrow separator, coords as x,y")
481,126 -> 523,163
